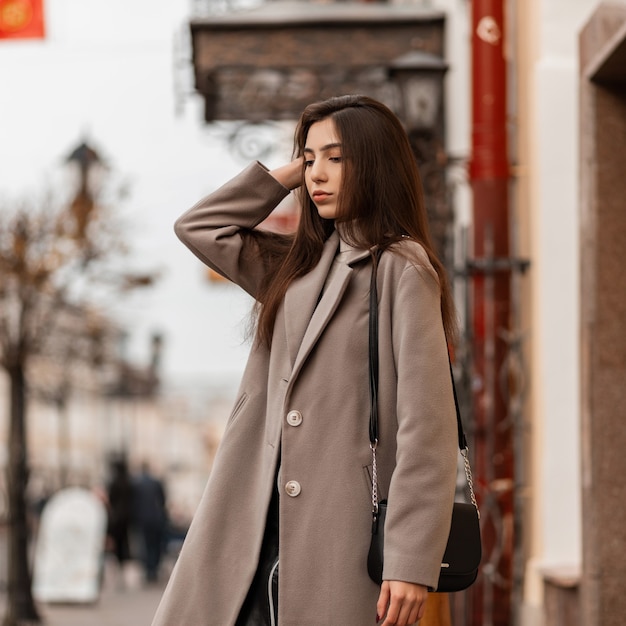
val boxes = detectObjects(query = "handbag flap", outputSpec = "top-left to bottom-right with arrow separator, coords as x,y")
440,502 -> 482,576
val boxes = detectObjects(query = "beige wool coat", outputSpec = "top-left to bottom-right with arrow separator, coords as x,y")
151,162 -> 458,626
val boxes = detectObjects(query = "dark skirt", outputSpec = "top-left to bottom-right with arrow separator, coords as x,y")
235,485 -> 279,626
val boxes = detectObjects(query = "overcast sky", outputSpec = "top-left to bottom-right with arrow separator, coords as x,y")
0,0 -> 296,391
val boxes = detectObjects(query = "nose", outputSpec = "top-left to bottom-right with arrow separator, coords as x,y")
309,160 -> 327,182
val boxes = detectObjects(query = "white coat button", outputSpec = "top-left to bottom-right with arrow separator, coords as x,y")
285,480 -> 301,497
286,410 -> 303,427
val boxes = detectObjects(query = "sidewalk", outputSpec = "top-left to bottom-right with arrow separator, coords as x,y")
1,559 -> 168,626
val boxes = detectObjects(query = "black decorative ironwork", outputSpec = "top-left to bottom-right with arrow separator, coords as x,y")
450,225 -> 530,626
204,121 -> 289,163
201,64 -> 403,123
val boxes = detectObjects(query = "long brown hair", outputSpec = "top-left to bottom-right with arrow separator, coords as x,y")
251,95 -> 456,346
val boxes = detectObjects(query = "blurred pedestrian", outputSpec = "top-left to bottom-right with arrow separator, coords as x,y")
153,95 -> 458,626
133,462 -> 167,583
106,457 -> 133,587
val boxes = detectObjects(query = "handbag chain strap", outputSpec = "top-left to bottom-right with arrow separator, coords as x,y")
370,441 -> 379,516
462,448 -> 479,512
368,249 -> 480,520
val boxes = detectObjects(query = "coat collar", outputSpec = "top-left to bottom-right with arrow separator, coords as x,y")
283,230 -> 371,375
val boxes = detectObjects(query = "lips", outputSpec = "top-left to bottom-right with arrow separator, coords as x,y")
312,191 -> 331,201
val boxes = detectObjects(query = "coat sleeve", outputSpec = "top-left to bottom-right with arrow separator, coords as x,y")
174,161 -> 291,298
382,253 -> 458,590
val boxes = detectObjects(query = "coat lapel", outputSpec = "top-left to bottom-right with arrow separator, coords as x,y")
283,231 -> 339,366
284,232 -> 372,380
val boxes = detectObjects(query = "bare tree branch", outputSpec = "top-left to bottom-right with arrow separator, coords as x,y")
0,145 -> 157,625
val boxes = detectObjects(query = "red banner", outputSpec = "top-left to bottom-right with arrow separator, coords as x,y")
0,0 -> 45,40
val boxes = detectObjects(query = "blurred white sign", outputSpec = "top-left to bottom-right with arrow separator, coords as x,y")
33,487 -> 107,603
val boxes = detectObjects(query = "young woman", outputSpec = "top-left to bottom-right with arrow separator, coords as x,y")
152,95 -> 458,626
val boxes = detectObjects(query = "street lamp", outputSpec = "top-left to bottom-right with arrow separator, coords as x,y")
388,50 -> 448,132
65,141 -> 104,241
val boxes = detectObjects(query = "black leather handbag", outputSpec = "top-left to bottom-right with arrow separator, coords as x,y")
366,250 -> 481,592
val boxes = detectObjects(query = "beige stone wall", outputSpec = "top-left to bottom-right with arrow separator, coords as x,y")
512,0 -> 542,616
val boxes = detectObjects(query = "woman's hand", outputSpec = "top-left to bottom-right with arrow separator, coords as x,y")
269,157 -> 303,190
377,580 -> 428,625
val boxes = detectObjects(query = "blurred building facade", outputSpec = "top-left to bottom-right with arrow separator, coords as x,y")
0,308 -> 231,528
507,0 -> 626,625
517,2 -> 626,625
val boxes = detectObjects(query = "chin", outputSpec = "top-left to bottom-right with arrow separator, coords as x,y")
316,208 -> 337,220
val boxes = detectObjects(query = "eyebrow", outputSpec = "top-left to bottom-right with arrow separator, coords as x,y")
303,142 -> 342,154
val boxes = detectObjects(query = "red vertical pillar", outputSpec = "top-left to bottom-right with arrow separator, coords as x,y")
469,1 -> 514,624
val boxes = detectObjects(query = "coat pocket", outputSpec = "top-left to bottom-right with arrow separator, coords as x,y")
226,392 -> 249,429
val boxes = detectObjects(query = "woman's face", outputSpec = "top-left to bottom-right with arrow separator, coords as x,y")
303,117 -> 343,220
